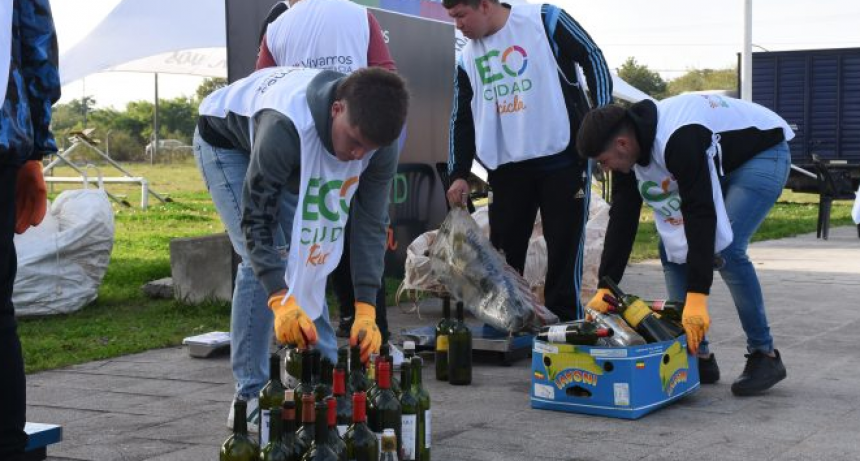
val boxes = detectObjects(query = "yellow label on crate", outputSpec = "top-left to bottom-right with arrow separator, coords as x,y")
622,301 -> 652,328
436,335 -> 449,352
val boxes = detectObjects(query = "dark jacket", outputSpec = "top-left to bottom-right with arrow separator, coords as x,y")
599,99 -> 785,295
1,0 -> 60,166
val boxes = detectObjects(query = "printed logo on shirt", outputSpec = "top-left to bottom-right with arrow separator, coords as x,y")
292,55 -> 355,74
474,45 -> 532,114
300,176 -> 359,247
639,177 -> 683,226
256,68 -> 303,94
700,94 -> 730,109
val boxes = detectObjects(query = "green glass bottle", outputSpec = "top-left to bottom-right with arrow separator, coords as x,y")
602,277 -> 683,342
295,350 -> 315,424
344,392 -> 378,461
220,399 -> 261,461
379,429 -> 397,461
295,394 -> 316,459
300,401 -> 339,461
324,397 -> 347,459
285,347 -> 303,389
536,320 -> 613,345
332,368 -> 352,438
411,357 -> 430,461
336,346 -> 353,396
314,358 -> 334,402
398,361 -> 419,461
349,344 -> 370,393
435,295 -> 453,381
260,353 -> 287,447
647,299 -> 685,324
379,344 -> 400,397
366,354 -> 381,404
368,361 -> 401,458
261,408 -> 289,461
279,399 -> 305,461
447,301 -> 472,385
310,349 -> 322,388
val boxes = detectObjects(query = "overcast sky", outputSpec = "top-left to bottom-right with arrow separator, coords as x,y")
52,0 -> 860,108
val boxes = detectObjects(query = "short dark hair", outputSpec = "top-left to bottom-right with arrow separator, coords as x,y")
576,105 -> 631,159
443,0 -> 496,10
335,68 -> 409,147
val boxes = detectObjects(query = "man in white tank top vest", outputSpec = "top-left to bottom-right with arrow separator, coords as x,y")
255,0 -> 397,345
578,95 -> 791,396
444,0 -> 613,322
195,68 -> 408,430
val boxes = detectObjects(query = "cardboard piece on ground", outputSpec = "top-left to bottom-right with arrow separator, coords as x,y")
183,331 -> 230,358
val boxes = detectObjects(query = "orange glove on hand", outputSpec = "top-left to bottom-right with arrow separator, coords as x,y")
349,302 -> 382,364
586,288 -> 613,314
268,292 -> 318,348
15,160 -> 47,234
682,293 -> 710,355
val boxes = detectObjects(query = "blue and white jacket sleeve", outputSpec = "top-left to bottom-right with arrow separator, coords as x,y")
543,5 -> 613,108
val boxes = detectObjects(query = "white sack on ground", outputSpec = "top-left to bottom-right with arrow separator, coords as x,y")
13,190 -> 115,316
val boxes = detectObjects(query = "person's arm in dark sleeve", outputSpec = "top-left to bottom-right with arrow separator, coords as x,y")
367,12 -> 396,72
349,142 -> 398,304
256,34 -> 277,69
448,63 -> 476,182
21,0 -> 60,160
664,125 -> 716,295
597,170 -> 642,287
551,7 -> 613,107
242,110 -> 302,296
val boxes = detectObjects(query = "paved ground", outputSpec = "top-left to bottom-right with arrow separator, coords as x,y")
27,226 -> 860,461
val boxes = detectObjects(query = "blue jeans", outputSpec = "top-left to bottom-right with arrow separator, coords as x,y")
193,130 -> 338,400
659,141 -> 791,356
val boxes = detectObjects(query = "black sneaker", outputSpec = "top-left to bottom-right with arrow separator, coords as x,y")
698,353 -> 720,384
336,317 -> 353,338
731,349 -> 787,396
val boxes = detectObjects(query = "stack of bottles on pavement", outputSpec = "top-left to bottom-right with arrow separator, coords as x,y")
530,277 -> 700,419
220,342 -> 432,461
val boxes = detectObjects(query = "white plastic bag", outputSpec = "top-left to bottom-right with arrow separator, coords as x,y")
13,189 -> 115,316
429,208 -> 558,333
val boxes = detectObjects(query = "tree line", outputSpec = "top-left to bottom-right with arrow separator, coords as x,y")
49,61 -> 734,162
51,77 -> 227,162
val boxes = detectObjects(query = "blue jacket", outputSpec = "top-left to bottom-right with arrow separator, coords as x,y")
1,0 -> 60,167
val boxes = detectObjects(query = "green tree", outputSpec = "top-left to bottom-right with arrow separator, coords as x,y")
666,67 -> 738,97
196,77 -> 227,101
617,57 -> 667,99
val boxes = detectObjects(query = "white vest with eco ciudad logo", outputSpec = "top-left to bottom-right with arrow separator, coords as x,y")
265,0 -> 369,74
634,94 -> 794,264
199,67 -> 374,319
459,3 -> 569,170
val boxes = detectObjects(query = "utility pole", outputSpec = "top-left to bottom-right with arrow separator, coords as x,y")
741,0 -> 753,101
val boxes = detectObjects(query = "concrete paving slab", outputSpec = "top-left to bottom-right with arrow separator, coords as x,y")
34,226 -> 860,460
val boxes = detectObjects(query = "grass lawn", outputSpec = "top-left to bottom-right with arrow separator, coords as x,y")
17,161 -> 856,373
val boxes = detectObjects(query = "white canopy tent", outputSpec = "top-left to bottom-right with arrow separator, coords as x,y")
59,0 -> 226,85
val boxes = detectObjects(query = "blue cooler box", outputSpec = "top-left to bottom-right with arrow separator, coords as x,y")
530,336 -> 700,419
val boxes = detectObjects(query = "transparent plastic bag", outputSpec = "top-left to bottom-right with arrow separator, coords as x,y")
429,208 -> 558,333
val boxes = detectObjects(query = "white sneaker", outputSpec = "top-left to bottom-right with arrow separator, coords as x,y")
226,397 -> 260,433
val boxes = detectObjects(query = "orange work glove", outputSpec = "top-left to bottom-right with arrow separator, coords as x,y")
15,160 -> 47,234
268,292 -> 318,348
681,293 -> 710,355
349,302 -> 382,364
586,288 -> 613,314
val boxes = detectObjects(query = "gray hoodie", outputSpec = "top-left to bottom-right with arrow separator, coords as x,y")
198,70 -> 397,304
